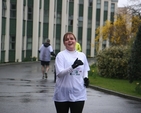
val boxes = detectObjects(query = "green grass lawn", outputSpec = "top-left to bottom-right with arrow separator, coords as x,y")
88,65 -> 141,98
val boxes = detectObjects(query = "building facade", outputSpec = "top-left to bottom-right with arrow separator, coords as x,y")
0,0 -> 118,62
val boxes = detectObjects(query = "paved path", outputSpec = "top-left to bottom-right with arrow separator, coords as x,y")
0,60 -> 141,113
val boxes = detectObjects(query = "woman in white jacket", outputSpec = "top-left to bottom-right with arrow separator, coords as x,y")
53,32 -> 90,113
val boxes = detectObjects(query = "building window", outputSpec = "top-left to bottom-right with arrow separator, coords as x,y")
43,37 -> 47,43
104,1 -> 108,10
56,38 -> 60,50
88,6 -> 92,28
10,3 -> 16,18
68,15 -> 73,26
44,10 -> 49,23
111,3 -> 115,22
96,0 -> 101,28
69,0 -> 74,2
96,0 -> 101,8
1,35 -> 5,50
56,12 -> 61,24
26,37 -> 32,50
111,3 -> 115,12
79,0 -> 84,4
2,1 -> 7,17
23,6 -> 25,20
10,36 -> 15,50
96,21 -> 100,28
104,1 -> 108,22
22,37 -> 24,50
89,0 -> 93,7
78,17 -> 83,27
87,40 -> 91,49
28,7 -> 33,20
88,20 -> 92,28
39,9 -> 41,22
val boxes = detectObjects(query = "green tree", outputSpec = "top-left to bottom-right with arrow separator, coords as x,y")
128,25 -> 141,83
96,46 -> 129,79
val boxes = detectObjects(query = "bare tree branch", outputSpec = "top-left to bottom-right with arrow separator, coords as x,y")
125,0 -> 141,18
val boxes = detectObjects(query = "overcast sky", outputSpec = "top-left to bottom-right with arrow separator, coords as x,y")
118,0 -> 127,7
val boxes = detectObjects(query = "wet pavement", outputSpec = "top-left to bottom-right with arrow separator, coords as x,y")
0,60 -> 141,113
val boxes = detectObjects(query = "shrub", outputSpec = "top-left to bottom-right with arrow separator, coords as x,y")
96,46 -> 130,79
31,56 -> 37,61
23,57 -> 30,62
128,25 -> 141,83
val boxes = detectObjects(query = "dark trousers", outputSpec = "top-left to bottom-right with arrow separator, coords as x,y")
54,101 -> 85,113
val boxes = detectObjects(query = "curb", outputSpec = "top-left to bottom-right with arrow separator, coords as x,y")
89,85 -> 141,102
0,61 -> 40,66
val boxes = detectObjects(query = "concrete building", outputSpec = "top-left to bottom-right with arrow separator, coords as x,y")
0,0 -> 118,62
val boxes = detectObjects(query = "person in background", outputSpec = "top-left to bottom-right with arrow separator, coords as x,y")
39,39 -> 56,79
53,32 -> 90,113
75,42 -> 82,52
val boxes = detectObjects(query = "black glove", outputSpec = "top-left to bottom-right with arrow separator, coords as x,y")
84,77 -> 89,88
72,58 -> 83,69
51,52 -> 56,57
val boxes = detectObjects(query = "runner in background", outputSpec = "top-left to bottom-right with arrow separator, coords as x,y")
39,39 -> 56,79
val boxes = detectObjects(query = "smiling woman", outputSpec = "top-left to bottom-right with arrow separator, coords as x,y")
53,32 -> 90,113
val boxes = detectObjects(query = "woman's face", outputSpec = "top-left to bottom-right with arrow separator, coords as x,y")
64,34 -> 76,51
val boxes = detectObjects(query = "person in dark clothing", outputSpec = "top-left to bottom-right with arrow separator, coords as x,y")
39,39 -> 56,79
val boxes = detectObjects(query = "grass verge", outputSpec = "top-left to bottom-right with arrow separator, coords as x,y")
88,65 -> 141,98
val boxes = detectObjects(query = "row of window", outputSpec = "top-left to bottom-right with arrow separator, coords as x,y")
2,0 -> 115,24
1,0 -> 116,51
2,2 -> 33,20
1,35 -> 32,50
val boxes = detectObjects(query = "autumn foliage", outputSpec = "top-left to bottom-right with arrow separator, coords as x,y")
95,14 -> 141,47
